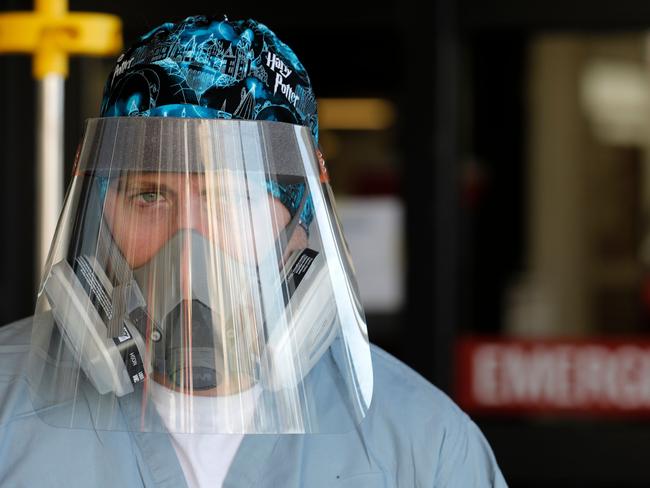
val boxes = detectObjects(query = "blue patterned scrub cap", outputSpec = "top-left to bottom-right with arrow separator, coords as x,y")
100,15 -> 317,231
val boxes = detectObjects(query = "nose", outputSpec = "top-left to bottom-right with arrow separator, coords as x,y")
179,231 -> 194,302
177,191 -> 207,235
177,190 -> 207,302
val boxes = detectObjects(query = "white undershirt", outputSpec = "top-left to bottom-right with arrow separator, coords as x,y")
149,380 -> 261,488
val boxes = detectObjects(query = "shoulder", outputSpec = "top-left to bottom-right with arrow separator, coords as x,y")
0,315 -> 33,377
369,344 -> 453,417
0,315 -> 33,343
0,316 -> 38,426
367,343 -> 470,432
0,316 -> 162,487
365,344 -> 508,487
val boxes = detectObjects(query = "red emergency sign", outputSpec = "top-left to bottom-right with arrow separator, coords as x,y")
455,336 -> 650,415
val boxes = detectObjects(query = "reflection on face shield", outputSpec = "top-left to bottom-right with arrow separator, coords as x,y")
132,230 -> 262,393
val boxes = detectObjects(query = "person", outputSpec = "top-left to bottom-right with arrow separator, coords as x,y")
0,15 -> 508,487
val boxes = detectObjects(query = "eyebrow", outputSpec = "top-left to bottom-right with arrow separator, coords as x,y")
113,175 -> 174,196
113,173 -> 258,198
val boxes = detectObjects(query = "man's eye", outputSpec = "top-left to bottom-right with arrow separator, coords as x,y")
134,192 -> 165,204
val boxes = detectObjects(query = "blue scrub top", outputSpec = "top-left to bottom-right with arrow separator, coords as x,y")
0,316 -> 507,487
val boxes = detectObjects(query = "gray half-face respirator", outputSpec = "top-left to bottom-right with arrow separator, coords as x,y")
42,226 -> 337,396
132,230 -> 259,391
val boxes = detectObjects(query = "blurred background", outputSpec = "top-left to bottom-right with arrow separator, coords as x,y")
6,0 -> 650,486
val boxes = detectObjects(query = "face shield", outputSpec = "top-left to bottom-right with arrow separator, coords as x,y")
28,117 -> 373,434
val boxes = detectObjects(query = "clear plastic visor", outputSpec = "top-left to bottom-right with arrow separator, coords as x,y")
28,117 -> 373,434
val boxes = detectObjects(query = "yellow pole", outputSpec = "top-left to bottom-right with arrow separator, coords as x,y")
0,3 -> 122,77
35,0 -> 68,15
0,1 -> 122,282
34,0 -> 69,80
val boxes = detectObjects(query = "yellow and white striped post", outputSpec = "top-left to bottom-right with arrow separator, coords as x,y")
0,0 -> 122,282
